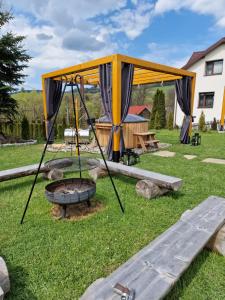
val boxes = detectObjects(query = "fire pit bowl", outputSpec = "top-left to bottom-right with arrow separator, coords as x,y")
45,178 -> 96,206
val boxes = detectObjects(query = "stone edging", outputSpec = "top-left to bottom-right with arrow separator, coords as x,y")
0,140 -> 37,147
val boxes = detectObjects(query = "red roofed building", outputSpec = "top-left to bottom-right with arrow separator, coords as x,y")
128,105 -> 151,119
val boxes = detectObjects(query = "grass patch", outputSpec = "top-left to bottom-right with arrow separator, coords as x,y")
1,130 -> 225,299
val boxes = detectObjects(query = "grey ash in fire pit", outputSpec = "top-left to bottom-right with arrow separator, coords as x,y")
45,178 -> 96,218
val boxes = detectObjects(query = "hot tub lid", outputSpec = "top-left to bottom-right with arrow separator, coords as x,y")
97,114 -> 148,123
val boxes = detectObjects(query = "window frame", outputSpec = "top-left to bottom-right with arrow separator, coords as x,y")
198,92 -> 214,109
205,59 -> 223,76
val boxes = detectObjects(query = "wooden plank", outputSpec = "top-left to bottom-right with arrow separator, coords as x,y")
133,131 -> 155,136
98,160 -> 182,191
118,54 -> 196,78
81,196 -> 225,300
0,164 -> 47,182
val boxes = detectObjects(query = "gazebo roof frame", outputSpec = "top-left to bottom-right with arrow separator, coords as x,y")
42,53 -> 195,86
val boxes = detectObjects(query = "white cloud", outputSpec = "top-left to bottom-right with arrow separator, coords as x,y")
154,0 -> 225,28
2,0 -> 128,88
7,0 -> 127,25
110,1 -> 154,39
3,0 -> 225,89
142,42 -> 190,67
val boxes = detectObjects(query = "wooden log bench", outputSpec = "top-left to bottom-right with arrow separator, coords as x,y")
0,164 -> 63,182
81,196 -> 225,300
96,159 -> 182,191
0,164 -> 47,182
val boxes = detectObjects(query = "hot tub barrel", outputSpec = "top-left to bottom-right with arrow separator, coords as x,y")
95,114 -> 149,149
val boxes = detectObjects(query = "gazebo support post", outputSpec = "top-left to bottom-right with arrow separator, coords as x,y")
220,87 -> 225,130
112,55 -> 122,162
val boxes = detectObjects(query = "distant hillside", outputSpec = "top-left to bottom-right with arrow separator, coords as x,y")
12,83 -> 175,123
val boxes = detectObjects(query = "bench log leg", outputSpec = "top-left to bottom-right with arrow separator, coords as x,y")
206,224 -> 225,256
89,167 -> 109,182
181,210 -> 225,256
42,168 -> 64,180
0,257 -> 10,298
136,179 -> 169,199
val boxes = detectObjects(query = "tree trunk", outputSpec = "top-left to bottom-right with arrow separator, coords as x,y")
136,180 -> 169,199
88,167 -> 109,182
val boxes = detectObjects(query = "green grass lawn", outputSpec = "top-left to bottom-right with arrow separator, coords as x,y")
1,130 -> 225,299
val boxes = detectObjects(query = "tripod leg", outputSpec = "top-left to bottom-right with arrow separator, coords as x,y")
20,82 -> 67,224
74,75 -> 124,213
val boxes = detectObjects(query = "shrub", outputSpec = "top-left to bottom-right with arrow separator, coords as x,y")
57,124 -> 63,139
199,111 -> 206,132
21,116 -> 30,140
150,89 -> 166,129
54,123 -> 58,139
150,90 -> 159,128
154,111 -> 160,129
167,112 -> 174,130
9,123 -> 13,134
157,91 -> 166,128
42,120 -> 46,140
211,118 -> 217,131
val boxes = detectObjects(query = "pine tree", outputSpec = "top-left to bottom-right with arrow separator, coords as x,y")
150,89 -> 160,128
154,111 -> 160,129
199,111 -> 206,131
150,89 -> 166,129
0,6 -> 30,126
157,90 -> 166,128
167,112 -> 173,130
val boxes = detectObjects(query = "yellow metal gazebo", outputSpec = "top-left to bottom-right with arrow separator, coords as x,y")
42,53 -> 196,161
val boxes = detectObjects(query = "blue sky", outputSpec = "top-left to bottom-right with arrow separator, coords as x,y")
2,0 -> 225,89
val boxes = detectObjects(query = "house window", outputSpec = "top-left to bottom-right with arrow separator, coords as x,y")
198,92 -> 214,108
205,60 -> 223,75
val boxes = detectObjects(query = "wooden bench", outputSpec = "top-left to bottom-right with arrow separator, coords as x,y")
81,196 -> 225,300
137,139 -> 160,149
0,164 -> 47,182
97,159 -> 182,191
133,132 -> 159,152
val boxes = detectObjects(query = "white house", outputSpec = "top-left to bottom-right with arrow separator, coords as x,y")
175,37 -> 225,128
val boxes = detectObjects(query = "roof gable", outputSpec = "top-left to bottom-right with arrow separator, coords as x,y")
128,105 -> 151,115
183,37 -> 225,69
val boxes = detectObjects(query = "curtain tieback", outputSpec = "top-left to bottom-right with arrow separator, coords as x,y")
112,124 -> 122,132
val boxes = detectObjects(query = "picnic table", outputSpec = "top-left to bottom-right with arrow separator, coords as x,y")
133,131 -> 159,152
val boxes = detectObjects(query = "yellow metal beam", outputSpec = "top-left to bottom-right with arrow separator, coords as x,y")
220,87 -> 225,126
134,69 -> 162,76
133,75 -> 182,85
85,71 -> 181,85
112,55 -> 122,156
42,55 -> 115,79
117,54 -> 195,78
54,68 -> 99,81
42,78 -> 48,137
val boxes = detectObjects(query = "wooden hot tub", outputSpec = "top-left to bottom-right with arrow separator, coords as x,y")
95,114 -> 149,149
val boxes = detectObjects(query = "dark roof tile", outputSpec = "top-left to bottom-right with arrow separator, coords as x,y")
183,37 -> 225,69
